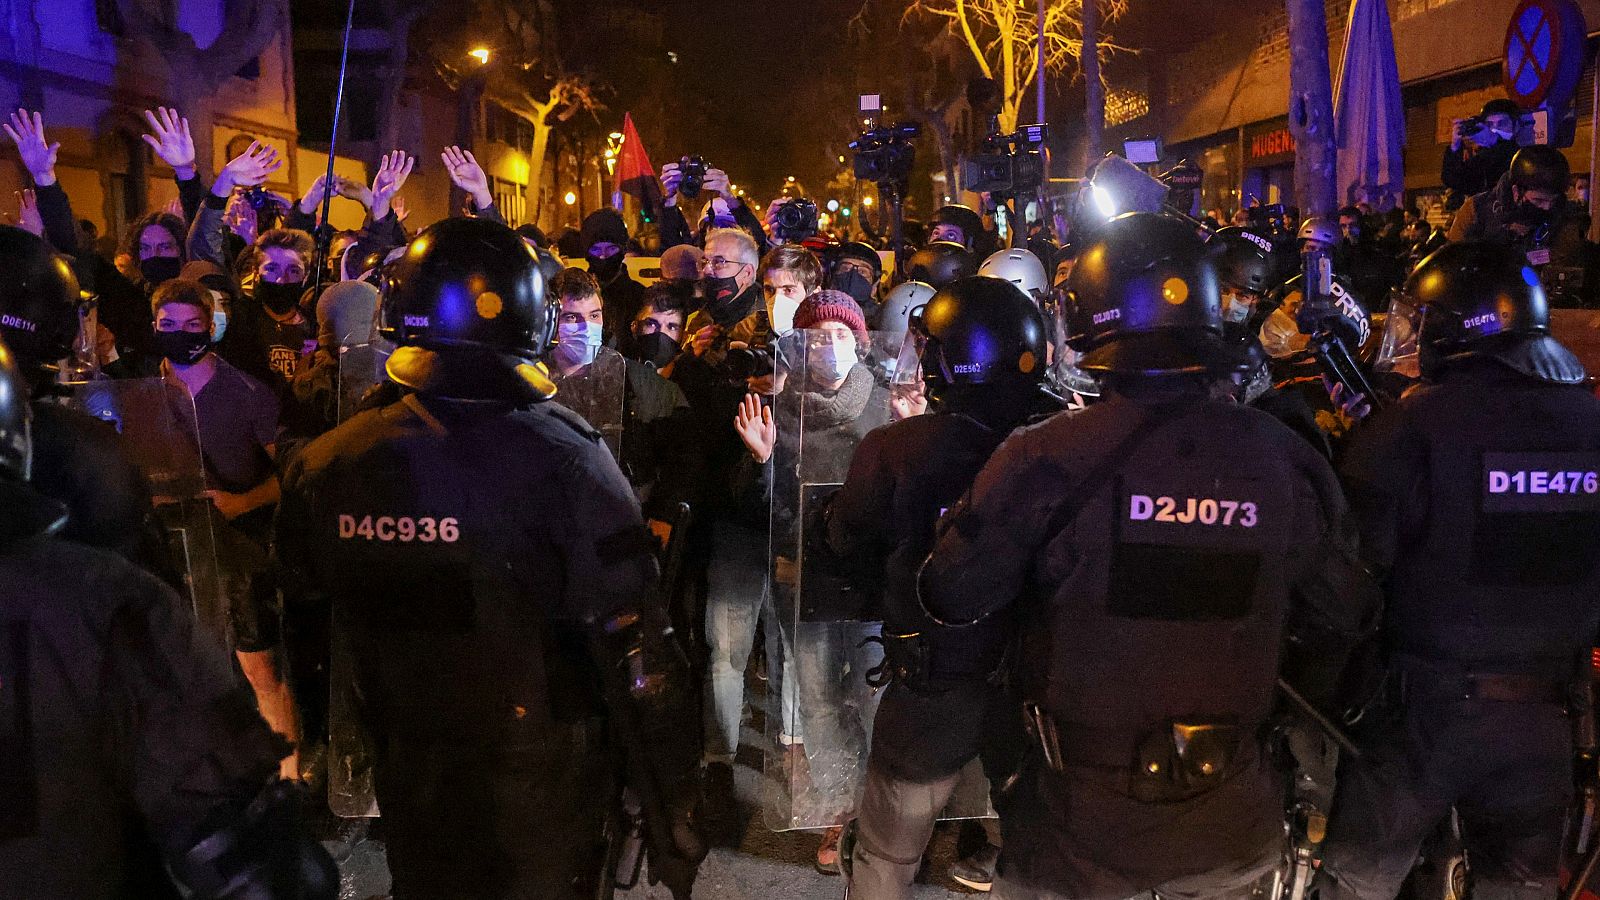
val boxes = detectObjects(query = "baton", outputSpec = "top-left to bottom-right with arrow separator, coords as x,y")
1277,677 -> 1361,760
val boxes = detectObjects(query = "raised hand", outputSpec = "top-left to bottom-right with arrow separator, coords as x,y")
140,107 -> 196,180
298,173 -> 335,215
660,161 -> 683,204
13,189 -> 42,237
369,150 -> 415,221
733,393 -> 776,463
441,145 -> 492,210
391,194 -> 410,223
213,140 -> 282,197
3,109 -> 60,187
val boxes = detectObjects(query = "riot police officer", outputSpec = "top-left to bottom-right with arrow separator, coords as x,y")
919,212 -> 1372,900
0,334 -> 335,899
275,217 -> 704,899
1314,242 -> 1600,899
0,225 -> 160,561
833,276 -> 1049,897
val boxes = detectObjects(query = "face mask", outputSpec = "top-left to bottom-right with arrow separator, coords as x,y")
1220,288 -> 1255,324
628,331 -> 679,369
256,279 -> 304,316
153,329 -> 211,366
811,342 -> 855,382
771,293 -> 801,335
1492,127 -> 1516,142
212,310 -> 228,343
587,253 -> 623,281
138,255 -> 183,287
1259,307 -> 1308,359
830,269 -> 875,307
701,275 -> 743,312
556,321 -> 604,367
1511,200 -> 1551,227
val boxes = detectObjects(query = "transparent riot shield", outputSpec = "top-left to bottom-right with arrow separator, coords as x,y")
337,341 -> 393,423
550,346 -> 627,460
764,329 -> 898,832
69,378 -> 228,642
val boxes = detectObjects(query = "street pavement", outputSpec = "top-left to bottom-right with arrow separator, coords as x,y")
328,719 -> 980,899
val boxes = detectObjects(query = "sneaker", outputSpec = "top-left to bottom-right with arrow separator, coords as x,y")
950,842 -> 999,892
815,824 -> 843,875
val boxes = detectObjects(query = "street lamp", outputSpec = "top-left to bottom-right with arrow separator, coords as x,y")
469,47 -> 491,65
564,191 -> 577,206
862,195 -> 874,208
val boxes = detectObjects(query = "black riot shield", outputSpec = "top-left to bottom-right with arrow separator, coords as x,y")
549,347 -> 627,460
69,377 -> 228,642
337,341 -> 394,423
764,329 -> 897,832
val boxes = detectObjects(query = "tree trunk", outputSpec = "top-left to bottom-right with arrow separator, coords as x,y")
1286,0 -> 1337,218
528,120 -> 552,219
1083,0 -> 1103,165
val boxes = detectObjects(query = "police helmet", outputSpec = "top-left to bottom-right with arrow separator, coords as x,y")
1508,145 -> 1570,195
931,205 -> 984,248
907,241 -> 978,289
879,280 -> 935,337
1404,241 -> 1584,383
533,246 -> 564,285
977,248 -> 1049,303
0,335 -> 28,482
916,276 -> 1047,390
1297,216 -> 1339,248
1208,227 -> 1281,294
1065,212 -> 1246,375
0,225 -> 82,370
379,217 -> 557,402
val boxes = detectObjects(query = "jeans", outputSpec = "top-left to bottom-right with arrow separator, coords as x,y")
703,522 -> 799,762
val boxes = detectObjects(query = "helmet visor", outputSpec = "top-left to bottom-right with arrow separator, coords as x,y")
891,326 -> 927,387
1373,295 -> 1423,378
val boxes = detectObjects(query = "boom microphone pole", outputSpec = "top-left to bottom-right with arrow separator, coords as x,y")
309,0 -> 359,302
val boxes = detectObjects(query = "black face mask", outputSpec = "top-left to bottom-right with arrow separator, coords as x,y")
139,255 -> 183,287
153,329 -> 211,366
830,269 -> 875,307
700,274 -> 743,313
628,331 -> 680,369
255,279 -> 304,316
587,253 -> 624,281
1511,200 -> 1552,228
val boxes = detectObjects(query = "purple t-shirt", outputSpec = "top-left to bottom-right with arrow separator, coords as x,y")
194,358 -> 280,494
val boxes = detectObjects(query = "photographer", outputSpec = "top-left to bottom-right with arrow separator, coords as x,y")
659,158 -> 769,252
1448,146 -> 1588,296
1442,98 -> 1521,209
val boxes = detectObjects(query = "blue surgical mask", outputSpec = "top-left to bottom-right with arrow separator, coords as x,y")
812,342 -> 855,382
211,309 -> 228,344
557,321 -> 604,366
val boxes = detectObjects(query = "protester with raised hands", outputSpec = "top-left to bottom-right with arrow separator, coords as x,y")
441,144 -> 504,221
3,108 -> 76,255
140,106 -> 209,223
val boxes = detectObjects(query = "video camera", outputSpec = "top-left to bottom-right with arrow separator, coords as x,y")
1247,202 -> 1289,236
963,123 -> 1048,198
851,124 -> 920,189
679,155 -> 709,199
773,198 -> 819,242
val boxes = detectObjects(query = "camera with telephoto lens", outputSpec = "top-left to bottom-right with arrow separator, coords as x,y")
724,343 -> 777,380
679,155 -> 709,199
962,123 -> 1048,199
773,198 -> 819,242
851,123 -> 921,188
241,185 -> 281,212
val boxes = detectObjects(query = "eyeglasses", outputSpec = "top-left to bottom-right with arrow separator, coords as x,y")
701,256 -> 750,274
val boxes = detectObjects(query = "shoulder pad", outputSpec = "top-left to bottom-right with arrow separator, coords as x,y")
541,401 -> 604,443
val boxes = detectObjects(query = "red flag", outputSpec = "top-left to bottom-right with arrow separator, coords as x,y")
613,113 -> 662,220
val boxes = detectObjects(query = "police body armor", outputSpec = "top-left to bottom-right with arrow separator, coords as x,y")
985,396 -> 1345,895
281,394 -> 627,892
